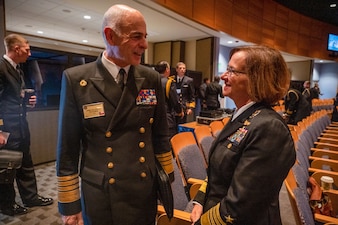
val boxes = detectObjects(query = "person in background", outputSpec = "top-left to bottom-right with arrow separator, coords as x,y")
56,4 -> 174,225
190,45 -> 296,225
175,62 -> 195,124
302,80 -> 314,111
155,61 -> 183,139
0,34 -> 53,216
205,75 -> 224,110
311,81 -> 321,99
284,85 -> 311,125
199,77 -> 210,111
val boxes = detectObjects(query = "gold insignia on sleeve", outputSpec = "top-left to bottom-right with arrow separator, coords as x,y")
80,80 -> 87,87
243,120 -> 250,126
224,215 -> 235,224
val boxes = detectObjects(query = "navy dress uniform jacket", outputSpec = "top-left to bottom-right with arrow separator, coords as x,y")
194,103 -> 296,225
56,56 -> 171,225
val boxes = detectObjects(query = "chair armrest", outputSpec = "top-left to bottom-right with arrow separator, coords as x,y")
187,178 -> 203,199
310,157 -> 338,172
157,211 -> 191,225
315,214 -> 338,225
318,137 -> 338,145
311,149 -> 338,160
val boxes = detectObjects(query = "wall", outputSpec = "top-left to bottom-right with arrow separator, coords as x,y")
153,0 -> 338,62
27,110 -> 58,165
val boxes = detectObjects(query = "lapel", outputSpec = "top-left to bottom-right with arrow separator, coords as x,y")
209,103 -> 262,156
2,58 -> 21,84
106,66 -> 145,131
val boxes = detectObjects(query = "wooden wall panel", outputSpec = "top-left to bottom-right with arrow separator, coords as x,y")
263,0 -> 276,24
261,21 -> 275,46
153,42 -> 172,66
231,8 -> 248,40
287,11 -> 300,32
172,41 -> 185,66
154,0 -> 338,60
193,0 -> 215,28
214,0 -> 233,34
247,17 -> 262,44
196,37 -> 214,78
274,26 -> 288,51
275,4 -> 289,29
165,0 -> 193,19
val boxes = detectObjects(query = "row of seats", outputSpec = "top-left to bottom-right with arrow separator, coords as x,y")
285,110 -> 338,225
273,98 -> 335,114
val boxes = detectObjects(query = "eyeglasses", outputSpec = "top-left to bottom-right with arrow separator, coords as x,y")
225,67 -> 246,76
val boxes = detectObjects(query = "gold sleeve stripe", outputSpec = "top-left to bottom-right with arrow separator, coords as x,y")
201,203 -> 227,225
156,152 -> 174,174
57,175 -> 80,203
199,178 -> 208,194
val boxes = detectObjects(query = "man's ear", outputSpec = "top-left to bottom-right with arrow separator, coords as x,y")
104,27 -> 115,45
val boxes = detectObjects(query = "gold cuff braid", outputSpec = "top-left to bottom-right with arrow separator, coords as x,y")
57,174 -> 80,203
201,203 -> 227,225
155,152 -> 174,175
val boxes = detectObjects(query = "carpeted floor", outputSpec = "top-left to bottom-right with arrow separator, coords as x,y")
0,161 -> 296,225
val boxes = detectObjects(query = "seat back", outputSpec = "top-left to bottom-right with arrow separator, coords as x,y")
171,132 -> 207,184
209,120 -> 224,137
157,212 -> 191,225
194,125 -> 214,164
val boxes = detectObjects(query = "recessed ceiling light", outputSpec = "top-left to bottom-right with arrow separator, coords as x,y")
37,31 -> 43,34
62,9 -> 71,13
83,15 -> 91,20
330,3 -> 336,8
227,41 -> 233,44
82,40 -> 88,43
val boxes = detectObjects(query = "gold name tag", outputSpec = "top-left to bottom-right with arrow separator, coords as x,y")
83,102 -> 105,119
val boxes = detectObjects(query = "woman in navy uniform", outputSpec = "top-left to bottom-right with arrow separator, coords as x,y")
56,5 -> 173,225
190,45 -> 296,225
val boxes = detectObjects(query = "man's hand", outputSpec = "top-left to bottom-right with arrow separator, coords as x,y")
62,212 -> 84,225
186,108 -> 193,115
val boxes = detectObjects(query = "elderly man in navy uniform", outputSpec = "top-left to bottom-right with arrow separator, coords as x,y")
56,4 -> 174,225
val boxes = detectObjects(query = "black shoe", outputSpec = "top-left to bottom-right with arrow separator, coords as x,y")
1,203 -> 28,216
24,195 -> 53,207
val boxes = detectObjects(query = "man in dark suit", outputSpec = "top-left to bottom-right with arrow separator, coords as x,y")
56,4 -> 174,225
205,76 -> 224,110
0,34 -> 53,216
155,61 -> 183,139
175,62 -> 195,124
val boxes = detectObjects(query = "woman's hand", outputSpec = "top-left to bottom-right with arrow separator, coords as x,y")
190,204 -> 203,224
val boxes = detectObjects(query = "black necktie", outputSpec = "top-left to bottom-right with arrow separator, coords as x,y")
16,65 -> 25,89
118,68 -> 125,90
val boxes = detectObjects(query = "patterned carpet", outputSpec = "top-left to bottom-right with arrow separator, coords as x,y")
0,161 -> 296,225
0,161 -> 62,225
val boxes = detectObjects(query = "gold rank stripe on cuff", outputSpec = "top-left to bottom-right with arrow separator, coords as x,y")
199,178 -> 208,194
201,203 -> 227,225
155,152 -> 174,174
57,174 -> 80,203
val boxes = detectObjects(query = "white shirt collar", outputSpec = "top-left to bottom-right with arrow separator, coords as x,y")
101,52 -> 130,83
231,101 -> 256,121
3,55 -> 18,69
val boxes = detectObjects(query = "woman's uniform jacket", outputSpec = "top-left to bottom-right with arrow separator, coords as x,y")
56,56 -> 173,225
194,103 -> 296,225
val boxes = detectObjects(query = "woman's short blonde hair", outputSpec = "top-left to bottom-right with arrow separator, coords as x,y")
230,45 -> 290,105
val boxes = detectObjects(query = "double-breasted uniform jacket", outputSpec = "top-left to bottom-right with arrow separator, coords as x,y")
175,75 -> 195,112
56,56 -> 171,225
0,57 -> 30,149
194,103 -> 296,225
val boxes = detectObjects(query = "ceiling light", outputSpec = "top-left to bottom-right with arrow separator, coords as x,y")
37,31 -> 43,34
330,3 -> 336,7
83,15 -> 91,20
82,40 -> 88,43
227,41 -> 233,44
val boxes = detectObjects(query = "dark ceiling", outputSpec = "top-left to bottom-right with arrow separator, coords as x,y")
274,0 -> 338,28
